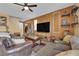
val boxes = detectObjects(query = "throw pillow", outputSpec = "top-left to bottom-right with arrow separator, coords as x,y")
2,37 -> 15,49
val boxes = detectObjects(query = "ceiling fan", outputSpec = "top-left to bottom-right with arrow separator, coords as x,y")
14,3 -> 37,12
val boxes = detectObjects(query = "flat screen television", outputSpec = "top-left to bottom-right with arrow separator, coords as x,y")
37,22 -> 50,32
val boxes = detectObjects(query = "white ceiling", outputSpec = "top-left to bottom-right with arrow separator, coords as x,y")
0,3 -> 74,21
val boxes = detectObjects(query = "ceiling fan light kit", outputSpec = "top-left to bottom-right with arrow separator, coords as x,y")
24,7 -> 29,10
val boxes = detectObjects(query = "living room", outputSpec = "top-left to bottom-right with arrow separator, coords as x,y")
0,3 -> 79,56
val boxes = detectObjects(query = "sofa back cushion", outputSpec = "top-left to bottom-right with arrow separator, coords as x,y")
70,36 -> 79,50
0,32 -> 11,38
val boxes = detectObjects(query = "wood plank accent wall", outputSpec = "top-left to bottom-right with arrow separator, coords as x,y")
24,6 -> 73,39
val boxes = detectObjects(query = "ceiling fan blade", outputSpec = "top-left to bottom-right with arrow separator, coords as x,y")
24,3 -> 28,6
14,3 -> 24,7
28,5 -> 37,7
29,8 -> 33,12
22,8 -> 25,11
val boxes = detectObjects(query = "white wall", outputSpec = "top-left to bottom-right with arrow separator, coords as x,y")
7,16 -> 23,36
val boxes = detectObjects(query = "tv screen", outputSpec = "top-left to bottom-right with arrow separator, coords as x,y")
37,22 -> 50,32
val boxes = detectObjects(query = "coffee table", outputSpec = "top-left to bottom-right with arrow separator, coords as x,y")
25,35 -> 42,47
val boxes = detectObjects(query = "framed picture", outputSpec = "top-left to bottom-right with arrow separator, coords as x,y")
61,17 -> 67,25
0,16 -> 7,32
0,16 -> 6,25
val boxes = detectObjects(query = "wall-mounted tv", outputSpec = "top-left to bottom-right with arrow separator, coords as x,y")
37,22 -> 50,32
